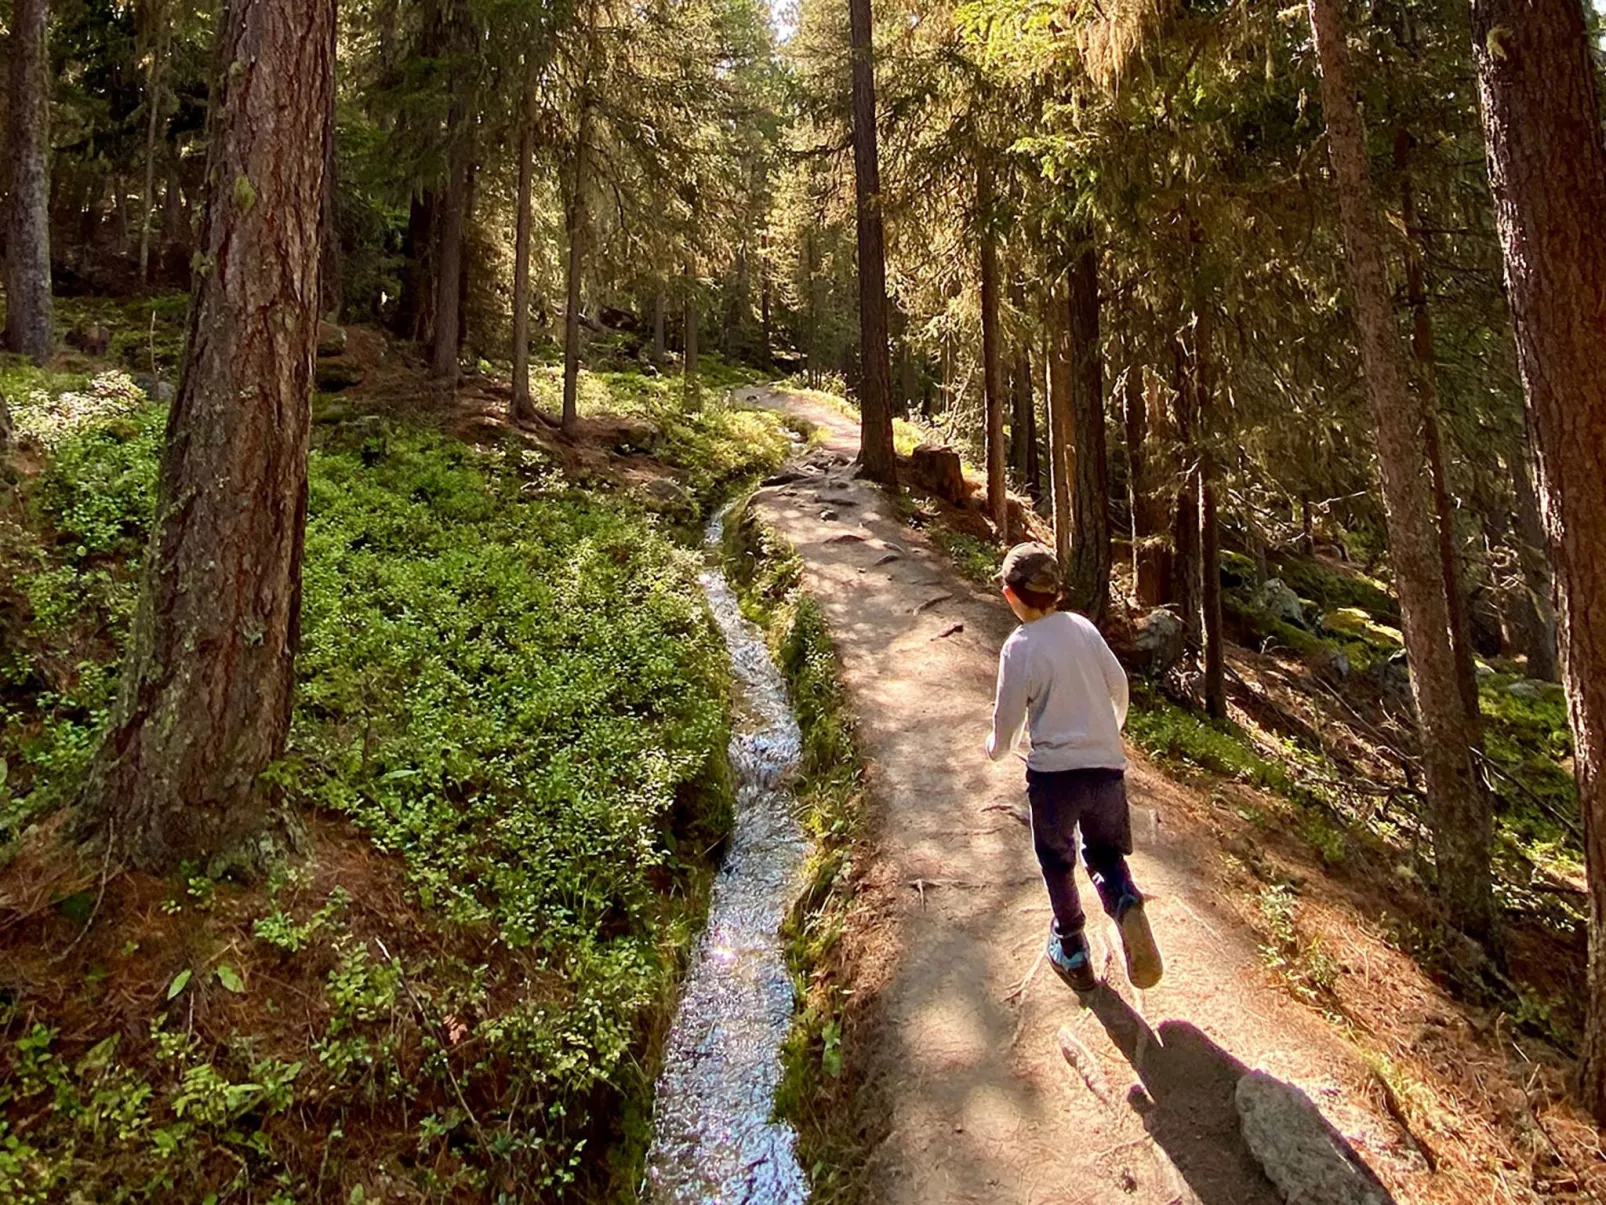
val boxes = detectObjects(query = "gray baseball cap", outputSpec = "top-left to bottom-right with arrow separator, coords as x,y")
998,542 -> 1061,595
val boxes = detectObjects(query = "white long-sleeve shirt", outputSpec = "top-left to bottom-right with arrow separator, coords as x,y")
986,611 -> 1129,771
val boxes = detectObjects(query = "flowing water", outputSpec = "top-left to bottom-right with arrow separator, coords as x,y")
645,509 -> 811,1204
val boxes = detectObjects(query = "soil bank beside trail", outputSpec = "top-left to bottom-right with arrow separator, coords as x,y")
740,384 -> 1419,1205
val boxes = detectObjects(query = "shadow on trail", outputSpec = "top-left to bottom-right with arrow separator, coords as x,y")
1086,987 -> 1397,1205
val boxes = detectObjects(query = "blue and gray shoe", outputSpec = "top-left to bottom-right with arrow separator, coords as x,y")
1047,930 -> 1098,993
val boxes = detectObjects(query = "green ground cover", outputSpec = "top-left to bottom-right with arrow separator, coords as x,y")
0,360 -> 788,1201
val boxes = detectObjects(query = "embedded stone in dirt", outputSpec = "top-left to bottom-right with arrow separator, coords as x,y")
820,509 -> 840,521
1235,1071 -> 1393,1205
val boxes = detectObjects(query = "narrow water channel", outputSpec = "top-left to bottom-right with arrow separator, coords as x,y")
644,507 -> 811,1204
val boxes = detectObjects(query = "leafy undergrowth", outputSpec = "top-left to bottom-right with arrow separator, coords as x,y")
721,500 -> 885,1205
0,344 -> 790,1200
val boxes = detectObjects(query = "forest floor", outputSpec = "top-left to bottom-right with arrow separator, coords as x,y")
738,383 -> 1605,1205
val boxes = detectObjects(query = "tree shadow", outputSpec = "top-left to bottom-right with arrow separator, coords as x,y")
1085,986 -> 1397,1205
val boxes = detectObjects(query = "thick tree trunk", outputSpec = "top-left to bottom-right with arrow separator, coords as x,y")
979,173 -> 1007,537
561,100 -> 591,434
1468,0 -> 1606,1112
510,118 -> 539,423
431,139 -> 470,384
1310,0 -> 1492,938
683,255 -> 700,406
1046,281 -> 1074,568
1509,450 -> 1560,681
847,0 -> 897,485
1066,243 -> 1110,623
77,0 -> 334,870
5,0 -> 53,364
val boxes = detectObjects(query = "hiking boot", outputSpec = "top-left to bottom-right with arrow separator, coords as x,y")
1116,895 -> 1163,989
1047,931 -> 1097,993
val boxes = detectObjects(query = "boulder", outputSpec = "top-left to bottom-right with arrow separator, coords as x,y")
642,476 -> 693,513
1321,607 -> 1403,649
1236,1071 -> 1392,1205
908,443 -> 969,506
1252,578 -> 1304,627
317,321 -> 348,358
315,358 -> 364,393
1504,680 -> 1541,700
1129,608 -> 1187,677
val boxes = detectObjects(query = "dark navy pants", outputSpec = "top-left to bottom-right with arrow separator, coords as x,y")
1025,766 -> 1139,939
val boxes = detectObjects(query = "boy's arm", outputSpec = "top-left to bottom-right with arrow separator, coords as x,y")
1096,633 -> 1130,728
986,641 -> 1029,761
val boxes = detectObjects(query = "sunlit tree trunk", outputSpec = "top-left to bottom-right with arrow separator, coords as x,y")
1198,325 -> 1225,719
1127,366 -> 1169,607
5,0 -> 54,364
1310,0 -> 1492,938
510,115 -> 539,423
1169,334 -> 1202,645
1468,0 -> 1606,1112
847,0 -> 897,485
1066,242 -> 1109,622
78,0 -> 334,870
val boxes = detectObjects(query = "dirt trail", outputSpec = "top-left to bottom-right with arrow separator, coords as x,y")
739,384 -> 1419,1205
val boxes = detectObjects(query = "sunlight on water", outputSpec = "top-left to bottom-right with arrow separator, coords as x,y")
645,508 -> 810,1205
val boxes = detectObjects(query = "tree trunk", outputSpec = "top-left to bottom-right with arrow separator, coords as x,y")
396,190 -> 436,342
760,261 -> 773,367
510,117 -> 539,423
1309,0 -> 1492,938
138,24 -> 168,286
5,0 -> 53,364
1400,134 -> 1482,729
1169,334 -> 1202,646
1127,367 -> 1169,606
1066,243 -> 1110,622
979,172 -> 1007,537
1468,0 -> 1606,1111
683,254 -> 700,406
431,138 -> 470,384
1509,449 -> 1559,681
77,0 -> 334,871
653,289 -> 667,363
1046,279 -> 1074,568
1197,326 -> 1225,719
847,0 -> 897,486
561,98 -> 592,434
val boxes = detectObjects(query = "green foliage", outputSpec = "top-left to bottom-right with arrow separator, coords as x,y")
1126,687 -> 1291,793
0,384 -> 765,1197
1257,883 -> 1343,1008
927,527 -> 1002,586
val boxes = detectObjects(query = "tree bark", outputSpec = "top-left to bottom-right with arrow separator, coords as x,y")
683,254 -> 700,406
1046,280 -> 1074,568
979,171 -> 1007,537
5,0 -> 53,364
1508,449 -> 1559,681
431,137 -> 470,384
510,115 -> 539,423
1310,0 -> 1492,938
561,97 -> 592,434
77,0 -> 334,870
847,0 -> 897,485
1468,0 -> 1606,1112
1399,133 -> 1481,728
138,19 -> 170,286
396,190 -> 436,342
1127,367 -> 1169,606
1169,334 -> 1202,646
1066,242 -> 1110,623
1197,328 -> 1225,719
653,289 -> 667,363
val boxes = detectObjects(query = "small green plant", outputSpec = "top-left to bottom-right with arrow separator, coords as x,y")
1257,883 -> 1342,1006
928,527 -> 1002,585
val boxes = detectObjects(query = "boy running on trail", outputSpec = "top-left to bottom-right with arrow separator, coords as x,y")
986,542 -> 1163,994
